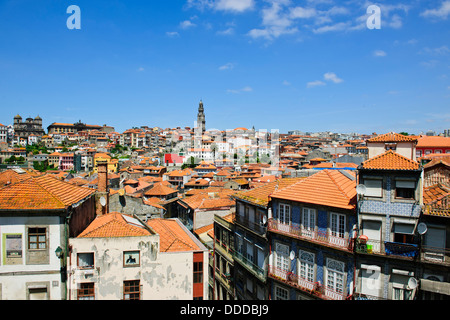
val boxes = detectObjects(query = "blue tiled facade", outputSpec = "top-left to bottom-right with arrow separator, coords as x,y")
270,199 -> 356,300
359,174 -> 422,243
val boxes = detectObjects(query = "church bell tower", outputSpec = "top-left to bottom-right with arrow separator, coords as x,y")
197,100 -> 206,134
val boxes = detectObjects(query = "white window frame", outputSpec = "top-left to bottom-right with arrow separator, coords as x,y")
274,285 -> 289,300
326,259 -> 345,295
302,208 -> 316,237
278,203 -> 291,225
364,178 -> 383,198
298,250 -> 315,291
330,212 -> 346,239
274,242 -> 290,280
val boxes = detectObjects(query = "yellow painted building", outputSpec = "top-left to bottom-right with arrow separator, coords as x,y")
93,153 -> 118,173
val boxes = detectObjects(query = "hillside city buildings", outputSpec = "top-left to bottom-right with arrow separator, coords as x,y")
0,103 -> 449,300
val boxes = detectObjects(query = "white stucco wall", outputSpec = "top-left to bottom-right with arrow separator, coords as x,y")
0,215 -> 64,300
68,234 -> 209,300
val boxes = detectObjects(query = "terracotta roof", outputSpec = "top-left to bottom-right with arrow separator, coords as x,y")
423,159 -> 450,169
234,177 -> 304,207
180,192 -> 235,210
423,184 -> 450,205
194,223 -> 214,236
77,212 -> 153,238
144,182 -> 177,196
270,170 -> 357,210
416,136 -> 450,148
143,197 -> 166,210
367,132 -> 417,143
146,218 -> 201,252
361,150 -> 420,171
0,169 -> 34,187
0,174 -> 95,211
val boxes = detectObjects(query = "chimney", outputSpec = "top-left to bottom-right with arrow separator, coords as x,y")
96,160 -> 109,216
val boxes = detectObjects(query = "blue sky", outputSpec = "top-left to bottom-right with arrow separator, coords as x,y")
0,0 -> 449,135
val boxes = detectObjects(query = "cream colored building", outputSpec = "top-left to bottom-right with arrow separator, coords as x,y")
68,213 -> 209,300
366,132 -> 417,161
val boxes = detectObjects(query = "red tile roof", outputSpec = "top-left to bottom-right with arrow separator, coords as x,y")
367,132 -> 417,143
423,184 -> 450,205
416,135 -> 450,148
146,218 -> 201,252
144,182 -> 177,196
0,174 -> 96,211
77,212 -> 153,238
270,170 -> 356,210
234,177 -> 304,207
361,150 -> 420,171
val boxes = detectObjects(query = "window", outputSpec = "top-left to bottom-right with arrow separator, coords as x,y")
330,213 -> 345,238
298,250 -> 315,283
364,178 -> 382,197
245,237 -> 254,263
28,228 -> 46,250
279,204 -> 290,224
274,286 -> 289,300
77,253 -> 94,269
77,283 -> 95,300
385,143 -> 397,151
416,150 -> 422,158
395,180 -> 415,200
275,243 -> 289,278
326,259 -> 345,294
393,223 -> 415,244
393,287 -> 413,300
123,251 -> 140,267
302,208 -> 315,237
123,280 -> 140,300
194,261 -> 203,283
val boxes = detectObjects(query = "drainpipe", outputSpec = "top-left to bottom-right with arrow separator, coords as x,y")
62,206 -> 74,300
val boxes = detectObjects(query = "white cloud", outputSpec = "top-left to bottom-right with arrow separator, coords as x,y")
313,21 -> 351,34
227,86 -> 253,93
324,72 -> 343,83
180,20 -> 196,29
289,7 -> 317,19
187,0 -> 254,12
219,62 -> 235,70
421,1 -> 450,19
374,50 -> 387,57
420,46 -> 450,55
137,67 -> 145,72
282,80 -> 291,86
166,31 -> 180,37
307,80 -> 326,88
215,0 -> 254,13
216,27 -> 235,35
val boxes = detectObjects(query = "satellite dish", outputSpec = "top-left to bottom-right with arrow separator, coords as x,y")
262,215 -> 267,225
356,184 -> 367,196
407,277 -> 418,290
289,250 -> 295,261
417,222 -> 428,235
100,196 -> 107,207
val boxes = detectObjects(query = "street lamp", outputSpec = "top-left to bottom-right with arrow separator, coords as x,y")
55,246 -> 64,259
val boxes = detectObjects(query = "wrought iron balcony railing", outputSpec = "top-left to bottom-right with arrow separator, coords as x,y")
268,265 -> 349,300
268,219 -> 353,251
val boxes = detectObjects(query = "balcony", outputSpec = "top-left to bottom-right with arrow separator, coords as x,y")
233,215 -> 266,235
268,265 -> 349,300
355,238 -> 419,259
353,293 -> 386,300
420,246 -> 450,266
267,219 -> 353,251
233,251 -> 267,282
